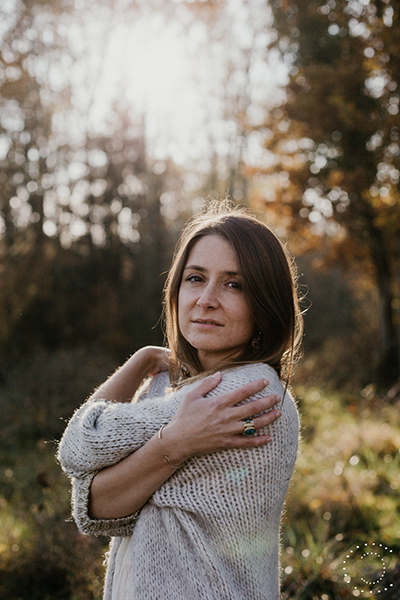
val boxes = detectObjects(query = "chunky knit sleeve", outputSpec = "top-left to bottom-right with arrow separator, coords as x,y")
57,371 -> 173,537
57,371 -> 173,479
57,365 -> 298,541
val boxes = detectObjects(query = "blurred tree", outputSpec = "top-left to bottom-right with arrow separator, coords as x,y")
180,0 -> 279,204
0,0 -> 72,367
0,1 -> 181,375
1,113 -> 179,367
261,0 -> 400,386
0,0 -> 75,247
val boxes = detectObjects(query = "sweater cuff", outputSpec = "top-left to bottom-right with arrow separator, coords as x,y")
72,472 -> 140,537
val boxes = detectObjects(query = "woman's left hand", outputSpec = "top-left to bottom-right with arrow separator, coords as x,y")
140,346 -> 171,376
89,346 -> 170,403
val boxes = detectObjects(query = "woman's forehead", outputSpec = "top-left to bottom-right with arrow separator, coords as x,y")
185,235 -> 239,271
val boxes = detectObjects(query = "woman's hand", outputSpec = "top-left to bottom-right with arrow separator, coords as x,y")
160,373 -> 282,464
89,346 -> 170,403
89,372 -> 281,519
137,346 -> 171,377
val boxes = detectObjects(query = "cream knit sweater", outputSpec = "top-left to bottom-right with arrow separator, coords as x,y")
58,363 -> 299,600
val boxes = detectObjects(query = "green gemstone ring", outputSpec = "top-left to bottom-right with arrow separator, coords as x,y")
243,419 -> 256,436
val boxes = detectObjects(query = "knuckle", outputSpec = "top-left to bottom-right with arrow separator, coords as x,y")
241,437 -> 256,448
263,394 -> 279,407
241,381 -> 260,397
209,397 -> 222,412
183,390 -> 194,402
198,381 -> 211,394
250,399 -> 263,414
249,435 -> 268,447
226,438 -> 237,449
240,383 -> 252,397
251,439 -> 263,448
252,436 -> 266,447
261,413 -> 275,426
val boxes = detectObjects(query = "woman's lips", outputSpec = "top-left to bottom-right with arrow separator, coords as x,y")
192,319 -> 223,327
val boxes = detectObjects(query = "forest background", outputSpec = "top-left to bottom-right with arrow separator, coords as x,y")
0,0 -> 399,598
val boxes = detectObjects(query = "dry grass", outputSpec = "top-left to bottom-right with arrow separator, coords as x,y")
0,350 -> 399,598
281,386 -> 400,599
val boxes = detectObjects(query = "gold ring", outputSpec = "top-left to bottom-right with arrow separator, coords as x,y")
243,419 -> 256,436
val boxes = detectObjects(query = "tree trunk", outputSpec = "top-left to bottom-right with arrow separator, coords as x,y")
363,202 -> 400,387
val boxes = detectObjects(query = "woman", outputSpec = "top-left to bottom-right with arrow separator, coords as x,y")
58,204 -> 303,600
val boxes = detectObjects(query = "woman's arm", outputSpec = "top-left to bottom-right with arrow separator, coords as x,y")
89,371 -> 282,520
71,472 -> 141,536
58,348 -> 171,536
90,346 -> 170,403
57,348 -> 172,478
149,364 -> 299,530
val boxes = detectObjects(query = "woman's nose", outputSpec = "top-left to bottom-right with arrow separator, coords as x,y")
196,285 -> 219,309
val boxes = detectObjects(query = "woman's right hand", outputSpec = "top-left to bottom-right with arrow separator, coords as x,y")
159,373 -> 282,464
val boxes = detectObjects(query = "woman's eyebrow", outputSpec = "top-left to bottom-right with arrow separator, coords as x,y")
183,264 -> 240,277
183,264 -> 206,272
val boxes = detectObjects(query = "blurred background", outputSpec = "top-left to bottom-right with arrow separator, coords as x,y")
0,0 -> 399,598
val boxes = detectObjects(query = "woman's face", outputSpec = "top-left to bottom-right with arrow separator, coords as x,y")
178,234 -> 254,371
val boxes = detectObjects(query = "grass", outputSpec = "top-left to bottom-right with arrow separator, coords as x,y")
280,386 -> 400,599
0,347 -> 115,600
0,397 -> 106,600
0,350 -> 399,598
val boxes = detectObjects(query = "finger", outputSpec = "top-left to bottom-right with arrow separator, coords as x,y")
219,379 -> 270,408
230,407 -> 281,437
235,394 -> 281,420
252,408 -> 282,430
228,434 -> 272,449
185,371 -> 222,401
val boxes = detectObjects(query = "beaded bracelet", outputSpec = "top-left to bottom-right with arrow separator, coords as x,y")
158,424 -> 185,469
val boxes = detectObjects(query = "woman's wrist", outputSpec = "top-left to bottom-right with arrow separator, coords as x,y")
156,423 -> 192,466
158,425 -> 185,469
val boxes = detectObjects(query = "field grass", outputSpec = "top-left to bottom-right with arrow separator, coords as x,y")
281,386 -> 400,599
0,363 -> 399,599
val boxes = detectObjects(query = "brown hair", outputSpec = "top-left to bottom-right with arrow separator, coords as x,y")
164,203 -> 303,386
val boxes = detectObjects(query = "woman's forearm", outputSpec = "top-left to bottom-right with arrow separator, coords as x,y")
89,425 -> 187,519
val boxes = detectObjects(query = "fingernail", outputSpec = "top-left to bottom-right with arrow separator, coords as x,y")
275,395 -> 281,402
212,371 -> 221,378
275,410 -> 281,417
263,379 -> 269,386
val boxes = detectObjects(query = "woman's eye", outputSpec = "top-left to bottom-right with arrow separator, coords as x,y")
186,275 -> 203,283
227,281 -> 242,290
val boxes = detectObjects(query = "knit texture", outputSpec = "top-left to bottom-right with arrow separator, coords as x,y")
58,364 -> 299,600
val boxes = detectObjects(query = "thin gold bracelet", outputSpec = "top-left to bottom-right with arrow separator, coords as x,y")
158,424 -> 185,469
158,424 -> 167,439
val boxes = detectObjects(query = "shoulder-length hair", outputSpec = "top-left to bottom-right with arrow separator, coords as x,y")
164,204 -> 303,387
